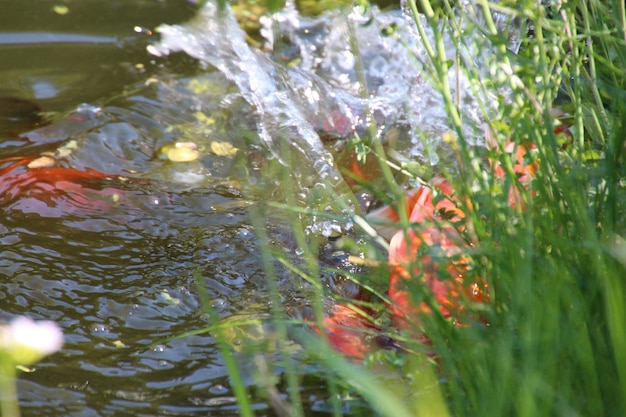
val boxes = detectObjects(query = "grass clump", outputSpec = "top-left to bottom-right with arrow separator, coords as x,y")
394,1 -> 626,416
393,1 -> 626,416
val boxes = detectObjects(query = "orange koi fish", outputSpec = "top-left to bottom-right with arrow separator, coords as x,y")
317,139 -> 538,358
0,155 -> 135,217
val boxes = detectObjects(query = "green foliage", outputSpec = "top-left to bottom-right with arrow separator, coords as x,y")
401,1 -> 626,416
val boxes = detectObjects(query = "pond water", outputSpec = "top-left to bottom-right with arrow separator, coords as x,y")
0,1 -> 520,415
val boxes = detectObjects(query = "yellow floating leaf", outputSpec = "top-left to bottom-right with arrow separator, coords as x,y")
194,112 -> 215,125
188,79 -> 212,94
56,140 -> 78,158
112,340 -> 127,348
211,141 -> 237,157
160,290 -> 181,305
52,5 -> 69,15
27,156 -> 56,169
164,142 -> 200,162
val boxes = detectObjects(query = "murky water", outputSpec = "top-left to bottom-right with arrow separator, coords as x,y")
0,1 -> 521,415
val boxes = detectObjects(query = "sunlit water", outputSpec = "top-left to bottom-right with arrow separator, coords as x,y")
0,1 -> 521,415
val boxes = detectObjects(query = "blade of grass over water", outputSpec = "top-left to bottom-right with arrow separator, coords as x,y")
256,142 -> 346,417
303,333 -> 451,417
249,209 -> 306,417
192,268 -> 255,417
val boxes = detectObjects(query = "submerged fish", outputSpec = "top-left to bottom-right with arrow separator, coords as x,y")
0,155 -> 137,218
317,140 -> 539,359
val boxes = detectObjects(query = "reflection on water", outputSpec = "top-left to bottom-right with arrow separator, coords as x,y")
0,0 -> 199,117
0,33 -> 119,45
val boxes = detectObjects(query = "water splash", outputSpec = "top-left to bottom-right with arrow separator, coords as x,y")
148,3 -> 350,185
168,3 -> 517,154
258,2 -> 521,158
149,1 -> 522,208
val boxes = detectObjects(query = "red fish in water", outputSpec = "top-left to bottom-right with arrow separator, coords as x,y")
0,155 -> 135,218
316,140 -> 538,358
318,303 -> 380,359
383,178 -> 485,329
379,141 -> 537,330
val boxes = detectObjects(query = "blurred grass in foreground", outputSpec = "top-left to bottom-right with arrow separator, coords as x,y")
198,0 -> 626,415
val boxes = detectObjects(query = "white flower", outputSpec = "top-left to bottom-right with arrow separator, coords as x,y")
0,317 -> 64,365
